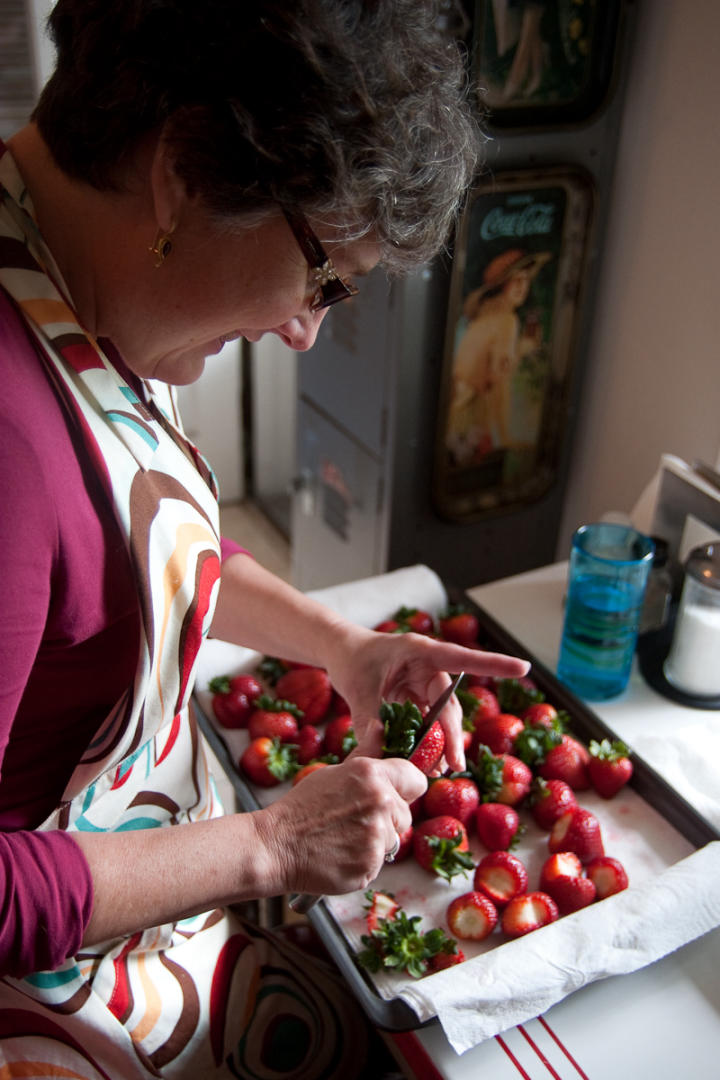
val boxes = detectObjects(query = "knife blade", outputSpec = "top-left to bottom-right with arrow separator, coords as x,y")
288,672 -> 465,915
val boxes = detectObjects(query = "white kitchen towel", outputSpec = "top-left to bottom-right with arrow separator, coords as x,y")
399,840 -> 720,1054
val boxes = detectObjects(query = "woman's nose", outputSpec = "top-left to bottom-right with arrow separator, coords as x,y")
275,309 -> 329,352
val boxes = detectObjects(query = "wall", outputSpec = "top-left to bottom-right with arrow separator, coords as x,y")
557,0 -> 720,553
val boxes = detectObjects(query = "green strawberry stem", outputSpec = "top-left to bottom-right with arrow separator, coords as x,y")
380,700 -> 423,759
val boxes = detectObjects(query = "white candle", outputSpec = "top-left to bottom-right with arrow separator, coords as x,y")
664,603 -> 720,697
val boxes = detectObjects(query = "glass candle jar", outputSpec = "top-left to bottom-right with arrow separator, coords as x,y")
663,542 -> 720,697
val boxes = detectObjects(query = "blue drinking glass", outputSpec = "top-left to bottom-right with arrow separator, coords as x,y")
557,523 -> 655,700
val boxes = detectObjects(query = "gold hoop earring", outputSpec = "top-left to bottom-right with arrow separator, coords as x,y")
149,227 -> 175,267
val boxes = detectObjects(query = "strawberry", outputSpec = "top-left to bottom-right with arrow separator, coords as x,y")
458,685 -> 500,725
473,851 -> 528,906
364,889 -> 399,933
423,775 -> 480,828
275,667 -> 333,725
247,697 -> 301,743
538,737 -> 590,791
586,855 -> 629,898
373,619 -> 403,633
549,807 -> 604,863
471,713 -> 525,756
394,824 -> 414,862
522,702 -> 558,729
239,736 -> 299,787
428,945 -> 466,971
331,688 -> 350,715
380,699 -> 445,775
512,722 -> 563,769
529,777 -> 577,830
413,816 -> 474,882
292,761 -> 329,785
501,891 -> 559,937
475,802 -> 521,851
209,673 -> 263,729
447,891 -> 498,940
295,723 -> 324,764
588,739 -> 633,798
539,851 -> 583,890
323,714 -> 357,760
469,747 -> 531,806
392,605 -> 435,635
495,677 -> 543,714
544,874 -> 596,915
438,606 -> 479,646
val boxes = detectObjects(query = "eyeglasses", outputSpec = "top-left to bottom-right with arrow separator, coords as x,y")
282,207 -> 359,311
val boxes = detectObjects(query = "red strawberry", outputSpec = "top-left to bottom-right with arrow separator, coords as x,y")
447,891 -> 498,940
323,714 -> 357,760
428,946 -> 466,971
392,605 -> 435,635
209,673 -> 263,729
409,719 -> 445,775
501,892 -> 559,937
247,700 -> 300,743
438,608 -> 479,646
471,713 -> 524,756
565,734 -> 591,766
586,856 -> 629,898
469,746 -> 531,806
545,874 -> 596,915
365,890 -> 399,933
529,778 -> 577,830
292,761 -> 329,785
331,688 -> 350,715
423,775 -> 480,828
240,736 -> 298,787
522,702 -> 558,729
275,667 -> 333,725
475,803 -> 521,851
549,807 -> 604,864
374,619 -> 402,633
413,816 -> 474,882
295,723 -> 324,764
461,685 -> 501,724
539,851 -> 583,891
588,739 -> 633,798
394,824 -> 414,862
538,737 -> 590,791
474,851 -> 528,906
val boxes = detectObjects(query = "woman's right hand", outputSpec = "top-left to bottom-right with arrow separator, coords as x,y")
254,755 -> 426,898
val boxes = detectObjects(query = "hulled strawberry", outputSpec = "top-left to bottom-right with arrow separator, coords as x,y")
209,673 -> 263,729
447,891 -> 498,941
247,696 -> 302,743
586,855 -> 629,898
274,666 -> 333,725
473,851 -> 528,907
501,891 -> 559,937
539,851 -> 583,891
240,736 -> 299,787
413,816 -> 474,882
364,889 -> 399,933
588,738 -> 633,798
549,807 -> 604,863
323,714 -> 357,760
529,777 -> 577,830
475,802 -> 521,851
423,775 -> 480,828
438,607 -> 479,646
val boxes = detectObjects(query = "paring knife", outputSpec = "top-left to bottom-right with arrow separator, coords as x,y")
288,671 -> 465,916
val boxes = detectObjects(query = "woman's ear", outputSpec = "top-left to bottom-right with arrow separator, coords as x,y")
149,131 -> 186,233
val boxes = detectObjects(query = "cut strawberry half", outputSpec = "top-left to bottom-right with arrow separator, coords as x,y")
501,891 -> 559,937
473,851 -> 528,906
586,855 -> 629,898
447,891 -> 498,941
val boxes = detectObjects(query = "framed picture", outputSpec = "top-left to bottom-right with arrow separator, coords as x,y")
472,0 -> 623,127
432,167 -> 594,522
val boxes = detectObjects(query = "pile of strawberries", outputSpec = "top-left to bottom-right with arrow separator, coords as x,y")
359,672 -> 633,977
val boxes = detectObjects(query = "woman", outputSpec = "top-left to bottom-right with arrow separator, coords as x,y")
0,1 -> 528,1075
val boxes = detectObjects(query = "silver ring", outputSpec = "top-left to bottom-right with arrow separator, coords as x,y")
384,834 -> 401,863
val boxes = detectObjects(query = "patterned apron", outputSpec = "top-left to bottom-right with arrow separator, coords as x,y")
0,146 -> 365,1078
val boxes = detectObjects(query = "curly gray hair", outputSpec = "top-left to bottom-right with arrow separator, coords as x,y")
34,0 -> 483,271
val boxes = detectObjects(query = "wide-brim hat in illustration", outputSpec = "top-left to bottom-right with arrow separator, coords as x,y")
463,248 -> 552,320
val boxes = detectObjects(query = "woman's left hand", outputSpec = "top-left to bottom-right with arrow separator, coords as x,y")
323,625 -> 530,773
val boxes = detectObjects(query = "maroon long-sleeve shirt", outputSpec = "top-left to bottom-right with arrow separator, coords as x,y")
0,287 -> 243,975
